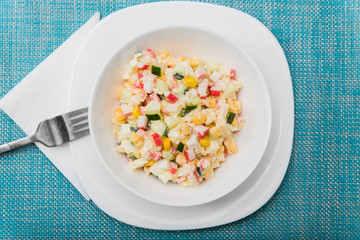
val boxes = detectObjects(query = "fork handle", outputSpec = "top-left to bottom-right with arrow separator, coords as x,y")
0,136 -> 35,154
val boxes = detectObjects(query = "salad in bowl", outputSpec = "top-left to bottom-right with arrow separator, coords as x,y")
113,49 -> 244,187
89,26 -> 271,206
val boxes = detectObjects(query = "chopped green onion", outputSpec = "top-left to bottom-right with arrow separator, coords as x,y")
130,126 -> 138,132
128,154 -> 137,160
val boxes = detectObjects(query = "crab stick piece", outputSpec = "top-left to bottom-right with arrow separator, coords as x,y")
192,125 -> 209,139
197,78 -> 208,99
149,92 -> 161,102
152,133 -> 163,146
133,80 -> 144,89
209,86 -> 221,96
195,66 -> 207,80
137,62 -> 149,70
137,115 -> 148,130
120,104 -> 133,117
151,152 -> 162,161
169,162 -> 178,174
164,91 -> 178,103
184,149 -> 196,161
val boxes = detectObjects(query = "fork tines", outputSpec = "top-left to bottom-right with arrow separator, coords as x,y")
63,107 -> 90,140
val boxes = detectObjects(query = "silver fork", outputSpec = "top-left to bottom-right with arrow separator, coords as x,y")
0,107 -> 89,154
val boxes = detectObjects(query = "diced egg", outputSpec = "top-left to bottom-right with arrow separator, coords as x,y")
143,82 -> 154,93
157,159 -> 170,170
120,139 -> 135,154
120,124 -> 132,139
156,171 -> 173,183
206,140 -> 220,154
128,158 -> 148,170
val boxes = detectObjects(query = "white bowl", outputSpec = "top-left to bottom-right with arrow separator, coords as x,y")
89,26 -> 272,207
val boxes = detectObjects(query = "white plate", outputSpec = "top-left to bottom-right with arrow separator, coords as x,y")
69,2 -> 294,230
89,26 -> 272,207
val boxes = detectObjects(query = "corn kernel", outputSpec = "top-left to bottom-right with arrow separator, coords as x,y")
225,140 -> 238,154
216,146 -> 224,155
163,137 -> 171,151
117,87 -> 123,99
130,132 -> 140,144
135,139 -> 144,149
114,108 -> 126,122
112,119 -> 126,125
144,160 -> 156,167
183,77 -> 197,88
204,166 -> 214,177
132,107 -> 141,119
179,56 -> 187,61
190,56 -> 202,67
192,112 -> 206,125
180,124 -> 191,135
228,101 -> 239,113
209,127 -> 222,138
209,97 -> 216,108
160,50 -> 169,59
231,116 -> 238,127
134,150 -> 141,159
176,154 -> 187,166
200,135 -> 210,147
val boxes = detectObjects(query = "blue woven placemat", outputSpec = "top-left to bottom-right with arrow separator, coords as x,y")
1,0 -> 359,238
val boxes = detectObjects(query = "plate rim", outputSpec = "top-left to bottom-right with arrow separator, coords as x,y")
68,1 -> 294,230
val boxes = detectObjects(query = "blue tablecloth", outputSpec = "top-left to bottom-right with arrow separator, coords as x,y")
1,0 -> 359,238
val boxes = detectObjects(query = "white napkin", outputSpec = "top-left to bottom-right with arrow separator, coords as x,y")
0,12 -> 101,200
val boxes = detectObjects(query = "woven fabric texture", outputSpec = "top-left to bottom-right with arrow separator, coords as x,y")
0,0 -> 359,238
